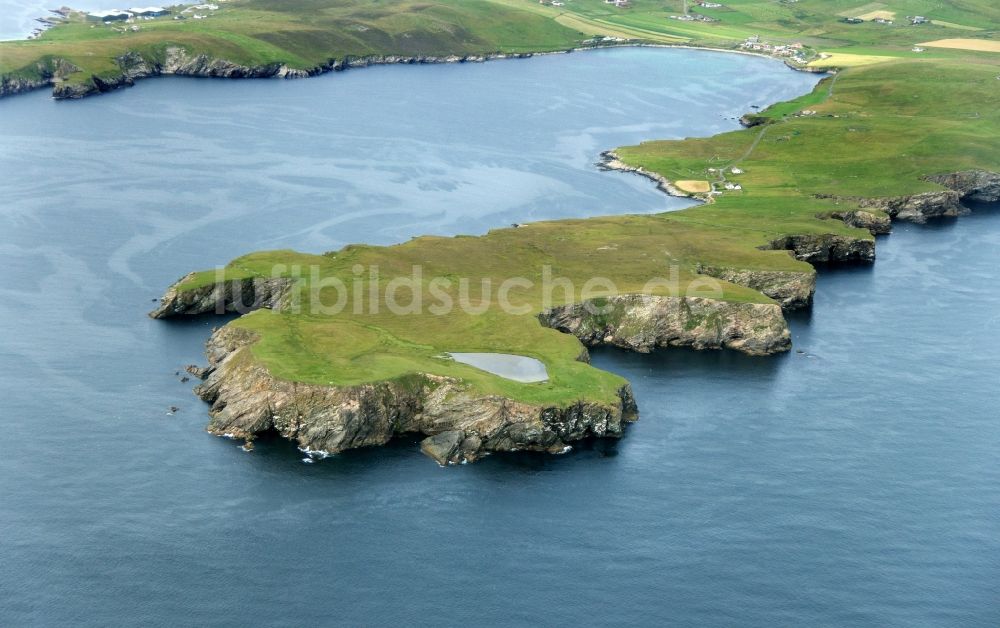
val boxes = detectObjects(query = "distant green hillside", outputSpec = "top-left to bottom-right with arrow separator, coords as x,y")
3,0 -> 998,96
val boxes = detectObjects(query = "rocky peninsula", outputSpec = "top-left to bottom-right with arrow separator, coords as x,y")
153,156 -> 998,463
29,0 -> 985,465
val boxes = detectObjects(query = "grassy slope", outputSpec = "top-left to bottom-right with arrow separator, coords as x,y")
3,0 -> 999,86
183,52 -> 996,405
0,1 -> 586,87
7,1 -> 996,407
181,208 -> 804,405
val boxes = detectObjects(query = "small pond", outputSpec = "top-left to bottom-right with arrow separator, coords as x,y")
448,353 -> 549,383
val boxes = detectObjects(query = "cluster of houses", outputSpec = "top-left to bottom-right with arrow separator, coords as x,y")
670,13 -> 716,22
703,167 -> 745,193
581,35 -> 628,45
842,15 -> 893,25
86,7 -> 168,22
603,0 -> 630,7
87,4 -> 225,24
842,14 -> 928,26
669,0 -> 723,21
741,35 -> 806,60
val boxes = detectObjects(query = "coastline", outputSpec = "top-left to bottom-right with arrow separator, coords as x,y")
136,46 -> 997,463
0,38 -> 818,101
598,149 -> 710,201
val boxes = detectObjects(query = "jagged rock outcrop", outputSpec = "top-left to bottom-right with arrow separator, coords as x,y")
695,265 -> 816,310
855,190 -> 966,223
811,171 -> 1000,225
925,170 -> 1000,203
1,74 -> 51,97
8,46 -> 542,100
149,273 -> 295,318
339,52 -> 535,69
739,113 -> 769,128
194,326 -> 637,465
539,294 -> 791,356
790,172 -> 1000,258
761,232 -> 875,264
828,209 -> 892,235
0,58 -> 79,97
185,364 -> 213,380
50,47 -> 318,99
161,46 -> 312,79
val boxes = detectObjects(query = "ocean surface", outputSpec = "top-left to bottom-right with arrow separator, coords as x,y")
1,48 -> 997,627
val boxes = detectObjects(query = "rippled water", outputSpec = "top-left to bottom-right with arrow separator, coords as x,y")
1,48 -> 997,626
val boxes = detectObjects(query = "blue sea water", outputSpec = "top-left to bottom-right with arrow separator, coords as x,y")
0,48 -> 997,626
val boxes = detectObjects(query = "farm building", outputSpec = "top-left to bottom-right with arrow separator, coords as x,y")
86,10 -> 132,22
130,7 -> 169,17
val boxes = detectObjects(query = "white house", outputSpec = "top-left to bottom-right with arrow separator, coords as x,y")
87,10 -> 133,22
129,6 -> 169,17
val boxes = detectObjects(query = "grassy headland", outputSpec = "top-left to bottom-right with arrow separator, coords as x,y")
165,50 -> 997,409
9,2 -> 997,423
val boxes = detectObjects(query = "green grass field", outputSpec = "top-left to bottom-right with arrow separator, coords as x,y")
164,53 -> 998,405
3,0 -> 999,90
6,1 -> 998,408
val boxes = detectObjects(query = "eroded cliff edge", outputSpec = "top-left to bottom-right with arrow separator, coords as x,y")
1,46 -> 546,100
152,163 -> 998,464
153,270 -> 792,463
191,326 -> 636,466
540,295 -> 790,356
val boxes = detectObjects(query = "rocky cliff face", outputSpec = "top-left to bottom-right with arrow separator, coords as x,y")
856,190 -> 967,223
815,171 -> 1000,225
194,326 -> 637,465
695,265 -> 816,310
0,58 -> 79,97
1,74 -> 51,97
827,209 -> 892,235
149,273 -> 294,318
760,233 -> 875,265
7,46 -> 542,100
924,170 -> 1000,204
539,294 -> 791,356
156,274 -> 788,461
50,47 -> 318,99
770,170 -> 1000,261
